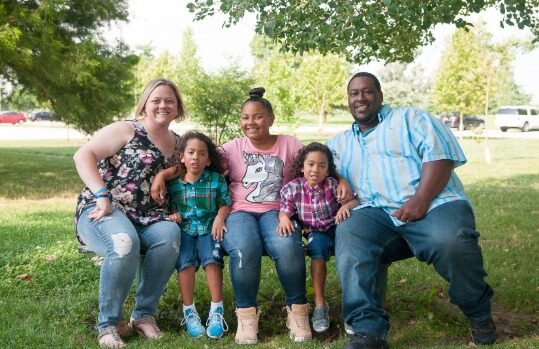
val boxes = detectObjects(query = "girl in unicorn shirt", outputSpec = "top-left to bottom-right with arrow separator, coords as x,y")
218,87 -> 312,344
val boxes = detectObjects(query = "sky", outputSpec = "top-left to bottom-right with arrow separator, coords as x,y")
108,0 -> 539,104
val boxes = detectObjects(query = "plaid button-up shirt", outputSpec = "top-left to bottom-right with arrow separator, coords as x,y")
167,169 -> 231,236
280,176 -> 340,233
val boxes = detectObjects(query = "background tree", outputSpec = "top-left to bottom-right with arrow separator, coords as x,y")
135,49 -> 179,89
176,27 -> 204,118
3,86 -> 40,112
251,35 -> 349,125
433,24 -> 532,123
295,53 -> 349,126
433,26 -> 493,121
378,62 -> 433,111
189,66 -> 254,144
488,41 -> 532,111
186,0 -> 539,64
251,35 -> 300,123
0,0 -> 138,133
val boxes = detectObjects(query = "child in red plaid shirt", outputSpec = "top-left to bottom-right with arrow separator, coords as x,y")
278,142 -> 359,333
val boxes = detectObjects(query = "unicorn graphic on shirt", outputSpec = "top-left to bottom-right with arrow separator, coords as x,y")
241,151 -> 284,203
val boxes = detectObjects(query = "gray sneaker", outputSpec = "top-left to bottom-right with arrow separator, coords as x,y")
344,322 -> 354,335
311,305 -> 330,333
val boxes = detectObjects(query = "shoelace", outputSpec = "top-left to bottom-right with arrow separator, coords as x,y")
291,314 -> 309,330
238,315 -> 256,330
206,312 -> 229,332
181,311 -> 202,326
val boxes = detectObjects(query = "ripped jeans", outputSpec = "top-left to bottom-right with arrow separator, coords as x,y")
77,206 -> 181,332
222,210 -> 307,308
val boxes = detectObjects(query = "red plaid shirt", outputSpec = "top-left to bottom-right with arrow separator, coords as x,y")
280,176 -> 340,232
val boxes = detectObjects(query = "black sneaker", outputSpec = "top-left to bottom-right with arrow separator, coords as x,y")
344,332 -> 390,349
471,317 -> 497,345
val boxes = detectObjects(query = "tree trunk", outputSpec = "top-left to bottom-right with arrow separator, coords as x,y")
318,100 -> 327,128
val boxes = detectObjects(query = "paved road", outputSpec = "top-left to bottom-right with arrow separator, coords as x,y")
1,121 -> 539,141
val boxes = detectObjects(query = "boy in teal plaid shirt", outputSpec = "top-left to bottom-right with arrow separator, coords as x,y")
152,131 -> 231,339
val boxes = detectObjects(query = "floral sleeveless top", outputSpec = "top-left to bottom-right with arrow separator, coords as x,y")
75,121 -> 180,238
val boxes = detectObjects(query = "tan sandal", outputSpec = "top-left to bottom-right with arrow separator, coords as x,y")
129,315 -> 163,339
98,326 -> 125,348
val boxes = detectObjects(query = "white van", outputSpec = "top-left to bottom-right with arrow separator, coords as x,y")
495,106 -> 539,132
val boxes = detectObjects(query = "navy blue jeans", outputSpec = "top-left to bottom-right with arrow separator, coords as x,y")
336,200 -> 493,339
222,210 -> 307,308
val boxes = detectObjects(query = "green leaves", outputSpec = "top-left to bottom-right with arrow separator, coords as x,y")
0,0 -> 137,133
185,0 -> 539,64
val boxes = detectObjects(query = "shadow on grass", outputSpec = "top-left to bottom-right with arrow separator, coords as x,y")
1,157 -> 538,347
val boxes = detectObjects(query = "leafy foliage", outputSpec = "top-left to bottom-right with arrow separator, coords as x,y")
433,24 -> 531,117
189,66 -> 254,144
377,62 -> 433,111
186,0 -> 539,64
0,0 -> 138,133
433,27 -> 493,116
251,35 -> 349,125
295,53 -> 349,125
251,35 -> 301,123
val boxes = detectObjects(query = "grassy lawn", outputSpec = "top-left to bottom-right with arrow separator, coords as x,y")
0,136 -> 538,349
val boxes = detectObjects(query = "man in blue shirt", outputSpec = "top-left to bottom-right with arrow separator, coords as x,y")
327,72 -> 496,349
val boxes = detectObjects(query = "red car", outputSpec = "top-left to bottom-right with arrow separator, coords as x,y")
0,111 -> 27,124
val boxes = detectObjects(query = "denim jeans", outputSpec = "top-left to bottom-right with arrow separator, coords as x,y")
77,206 -> 181,332
176,232 -> 224,271
336,200 -> 493,339
306,225 -> 336,261
222,210 -> 307,308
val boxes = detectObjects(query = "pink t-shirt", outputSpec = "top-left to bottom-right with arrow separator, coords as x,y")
220,135 -> 303,213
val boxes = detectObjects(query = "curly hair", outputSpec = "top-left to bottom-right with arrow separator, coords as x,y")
176,131 -> 225,178
291,142 -> 338,180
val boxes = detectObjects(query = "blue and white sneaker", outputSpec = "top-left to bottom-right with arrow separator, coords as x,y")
344,322 -> 354,335
181,308 -> 205,338
206,306 -> 228,339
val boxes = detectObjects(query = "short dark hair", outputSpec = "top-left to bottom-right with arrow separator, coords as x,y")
241,87 -> 274,116
348,72 -> 382,92
176,131 -> 225,177
291,142 -> 338,180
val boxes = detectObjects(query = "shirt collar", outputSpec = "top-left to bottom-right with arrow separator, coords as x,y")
351,104 -> 391,137
300,176 -> 325,192
180,169 -> 210,184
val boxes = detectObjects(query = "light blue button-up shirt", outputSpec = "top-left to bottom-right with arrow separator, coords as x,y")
327,104 -> 469,226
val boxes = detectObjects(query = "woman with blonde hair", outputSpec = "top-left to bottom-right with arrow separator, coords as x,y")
74,78 -> 184,348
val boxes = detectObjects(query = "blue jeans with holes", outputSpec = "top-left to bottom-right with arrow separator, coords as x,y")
336,201 -> 493,339
222,210 -> 307,308
77,206 -> 181,332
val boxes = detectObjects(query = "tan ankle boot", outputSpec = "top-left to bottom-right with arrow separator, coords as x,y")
286,304 -> 312,342
235,307 -> 260,344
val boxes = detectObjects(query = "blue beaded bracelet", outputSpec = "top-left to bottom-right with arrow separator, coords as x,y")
93,187 -> 108,196
95,192 -> 112,199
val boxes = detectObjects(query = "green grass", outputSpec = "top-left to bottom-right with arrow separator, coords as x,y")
1,137 -> 538,348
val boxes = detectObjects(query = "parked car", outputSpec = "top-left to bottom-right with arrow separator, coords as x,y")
494,105 -> 539,132
28,110 -> 54,121
440,113 -> 485,130
0,111 -> 27,124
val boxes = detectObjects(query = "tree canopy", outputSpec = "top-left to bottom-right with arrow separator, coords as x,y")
0,0 -> 138,133
433,24 -> 531,118
187,0 -> 539,64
